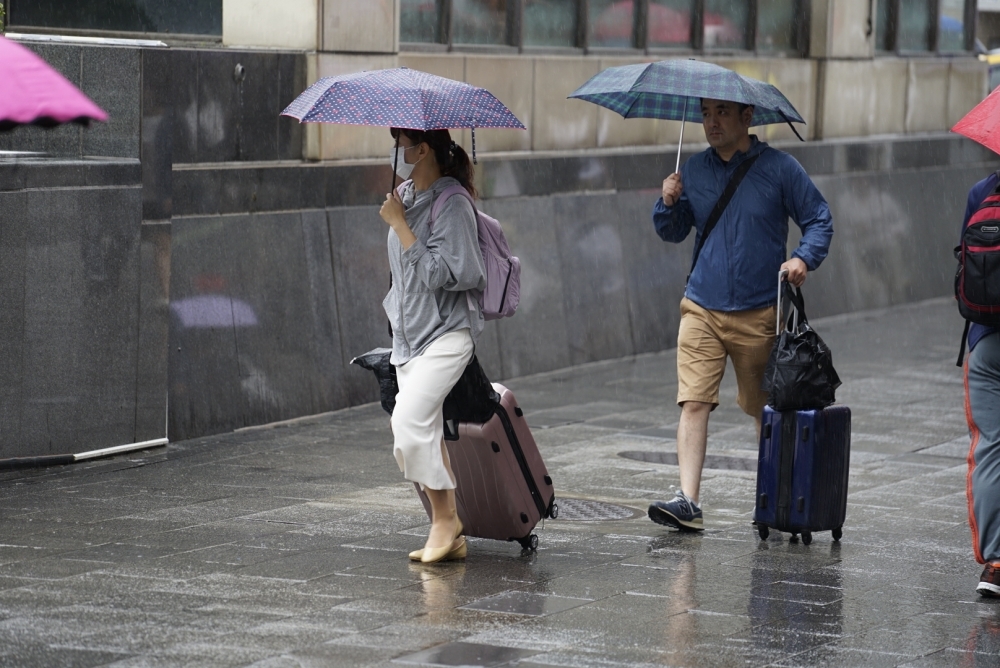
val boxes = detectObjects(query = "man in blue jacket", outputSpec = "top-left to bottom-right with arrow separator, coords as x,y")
648,98 -> 833,531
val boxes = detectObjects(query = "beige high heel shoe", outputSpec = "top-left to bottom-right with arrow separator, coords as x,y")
420,519 -> 464,564
408,536 -> 467,562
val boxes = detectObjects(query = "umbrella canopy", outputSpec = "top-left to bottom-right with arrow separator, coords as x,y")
281,67 -> 525,131
569,59 -> 805,126
0,35 -> 108,132
952,85 -> 1000,155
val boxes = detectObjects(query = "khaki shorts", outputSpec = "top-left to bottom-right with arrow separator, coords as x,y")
676,297 -> 776,418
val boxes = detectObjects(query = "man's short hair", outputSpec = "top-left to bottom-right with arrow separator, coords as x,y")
700,98 -> 753,114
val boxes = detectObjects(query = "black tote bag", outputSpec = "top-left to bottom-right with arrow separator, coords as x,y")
761,282 -> 841,411
351,348 -> 499,423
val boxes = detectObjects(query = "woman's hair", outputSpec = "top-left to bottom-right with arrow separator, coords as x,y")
391,127 -> 477,199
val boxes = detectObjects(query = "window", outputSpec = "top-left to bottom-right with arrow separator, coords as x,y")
401,0 -> 805,54
756,0 -> 797,53
523,0 -> 578,47
453,0 -> 509,45
876,0 -> 974,53
7,0 -> 222,36
704,0 -> 749,50
647,0 -> 693,49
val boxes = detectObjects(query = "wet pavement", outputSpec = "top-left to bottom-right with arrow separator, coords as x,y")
2,297 -> 999,667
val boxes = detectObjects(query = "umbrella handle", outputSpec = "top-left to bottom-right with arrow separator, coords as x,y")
675,120 -> 685,174
675,97 -> 688,174
390,133 -> 399,195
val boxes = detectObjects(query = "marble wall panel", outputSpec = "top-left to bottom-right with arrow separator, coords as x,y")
817,60 -> 872,139
224,0 -> 319,49
135,222 -> 171,442
906,60 -> 950,134
141,48 -> 174,222
868,59 -> 908,136
532,58 -> 599,151
613,190 -> 690,354
326,205 -> 393,405
479,196 -> 572,378
0,192 -> 28,456
804,166 -> 976,319
236,52 -> 282,162
800,173 -> 890,315
17,187 -> 141,456
948,60 -> 989,128
168,215 -> 245,441
169,49 -> 201,164
227,212 -> 347,426
196,50 -> 243,163
465,56 -> 533,153
302,209 -> 350,406
761,58 -> 817,142
552,192 -> 635,364
81,46 -> 141,159
171,165 -> 222,217
322,0 -> 397,53
169,210 -> 350,439
277,53 -> 307,161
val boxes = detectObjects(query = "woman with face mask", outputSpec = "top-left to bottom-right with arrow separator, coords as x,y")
378,128 -> 486,564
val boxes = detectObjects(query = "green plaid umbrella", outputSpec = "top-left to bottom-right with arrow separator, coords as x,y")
569,59 -> 806,171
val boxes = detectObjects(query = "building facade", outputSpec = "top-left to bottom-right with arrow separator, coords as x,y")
0,1 -> 993,453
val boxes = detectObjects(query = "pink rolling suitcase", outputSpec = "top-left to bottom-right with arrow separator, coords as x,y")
417,383 -> 558,551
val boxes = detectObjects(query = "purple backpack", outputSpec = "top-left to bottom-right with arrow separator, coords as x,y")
431,185 -> 520,321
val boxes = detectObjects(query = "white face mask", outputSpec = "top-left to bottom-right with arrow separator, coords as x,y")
390,145 -> 421,180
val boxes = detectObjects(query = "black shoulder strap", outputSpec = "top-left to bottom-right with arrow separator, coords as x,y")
688,152 -> 762,281
957,319 -> 971,368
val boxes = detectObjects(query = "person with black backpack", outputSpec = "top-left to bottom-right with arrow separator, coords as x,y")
956,171 -> 1000,597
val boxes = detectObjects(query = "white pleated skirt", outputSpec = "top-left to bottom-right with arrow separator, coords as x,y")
391,328 -> 474,491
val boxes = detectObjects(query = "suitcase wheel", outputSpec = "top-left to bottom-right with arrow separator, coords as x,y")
518,534 -> 539,551
548,503 -> 559,520
756,524 -> 769,541
801,531 -> 812,546
832,526 -> 842,542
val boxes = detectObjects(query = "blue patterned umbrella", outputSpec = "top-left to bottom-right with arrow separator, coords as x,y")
282,67 -> 525,131
569,59 -> 804,125
570,59 -> 805,171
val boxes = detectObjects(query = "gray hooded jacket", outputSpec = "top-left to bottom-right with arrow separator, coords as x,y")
383,176 -> 487,366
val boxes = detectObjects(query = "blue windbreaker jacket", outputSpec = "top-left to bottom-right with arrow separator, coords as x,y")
652,136 -> 833,312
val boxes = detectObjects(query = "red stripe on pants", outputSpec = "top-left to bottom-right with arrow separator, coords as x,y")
966,358 -> 986,565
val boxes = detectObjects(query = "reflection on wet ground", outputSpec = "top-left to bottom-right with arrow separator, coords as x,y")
0,298 -> 998,666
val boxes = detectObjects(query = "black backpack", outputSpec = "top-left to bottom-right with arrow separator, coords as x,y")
955,171 -> 1000,365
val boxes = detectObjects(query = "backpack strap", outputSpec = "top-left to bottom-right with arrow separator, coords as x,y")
957,319 -> 971,367
430,184 -> 476,229
688,151 -> 762,282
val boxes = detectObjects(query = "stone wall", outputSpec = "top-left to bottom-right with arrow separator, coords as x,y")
2,38 -> 995,453
167,135 -> 997,440
0,158 -> 159,457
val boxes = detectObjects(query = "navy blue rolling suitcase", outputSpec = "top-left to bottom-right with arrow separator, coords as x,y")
753,405 -> 851,544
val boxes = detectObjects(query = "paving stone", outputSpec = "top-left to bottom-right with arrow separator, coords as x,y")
0,299 -> 988,666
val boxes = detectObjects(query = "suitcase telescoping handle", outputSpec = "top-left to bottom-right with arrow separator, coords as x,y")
776,269 -> 798,336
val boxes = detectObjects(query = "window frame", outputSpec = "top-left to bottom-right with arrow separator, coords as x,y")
876,0 -> 976,55
400,0 -> 810,56
4,0 -> 224,41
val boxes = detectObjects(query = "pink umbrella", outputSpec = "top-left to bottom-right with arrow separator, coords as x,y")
0,35 -> 108,132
